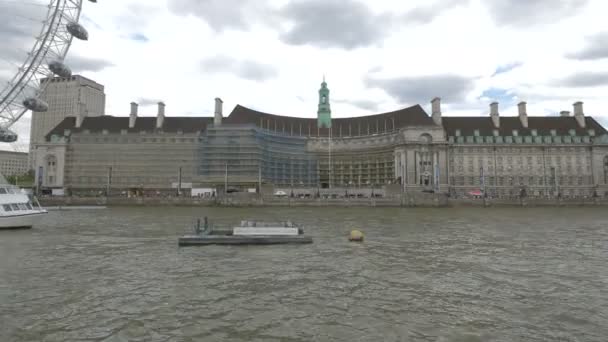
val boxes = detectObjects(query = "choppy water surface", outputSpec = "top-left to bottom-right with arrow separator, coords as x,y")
1,207 -> 607,341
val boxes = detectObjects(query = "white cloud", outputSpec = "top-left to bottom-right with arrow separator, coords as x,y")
1,0 -> 608,151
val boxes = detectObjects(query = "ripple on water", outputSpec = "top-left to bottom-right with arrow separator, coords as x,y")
1,207 -> 607,341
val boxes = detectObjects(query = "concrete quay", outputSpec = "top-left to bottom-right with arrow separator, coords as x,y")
39,194 -> 608,208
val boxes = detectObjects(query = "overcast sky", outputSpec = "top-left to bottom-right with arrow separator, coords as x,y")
1,0 -> 608,150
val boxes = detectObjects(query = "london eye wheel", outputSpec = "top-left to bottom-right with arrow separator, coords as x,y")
0,0 -> 95,145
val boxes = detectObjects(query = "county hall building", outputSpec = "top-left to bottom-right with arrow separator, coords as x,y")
36,78 -> 608,198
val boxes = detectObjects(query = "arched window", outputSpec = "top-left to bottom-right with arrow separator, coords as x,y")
419,133 -> 432,144
45,155 -> 57,172
45,155 -> 58,185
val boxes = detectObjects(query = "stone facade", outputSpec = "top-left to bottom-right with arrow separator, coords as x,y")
447,143 -> 606,198
39,90 -> 608,198
63,131 -> 198,194
32,140 -> 67,189
35,103 -> 207,195
29,75 -> 105,167
0,150 -> 29,177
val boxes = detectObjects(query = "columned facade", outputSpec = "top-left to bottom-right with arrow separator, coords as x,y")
40,94 -> 608,198
33,138 -> 67,191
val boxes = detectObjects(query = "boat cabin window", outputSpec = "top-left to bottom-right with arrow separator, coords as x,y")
6,188 -> 15,194
2,203 -> 33,211
0,188 -> 6,194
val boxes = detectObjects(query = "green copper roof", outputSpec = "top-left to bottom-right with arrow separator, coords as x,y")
318,77 -> 331,128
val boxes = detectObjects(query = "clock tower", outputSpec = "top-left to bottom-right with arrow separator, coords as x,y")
317,77 -> 332,129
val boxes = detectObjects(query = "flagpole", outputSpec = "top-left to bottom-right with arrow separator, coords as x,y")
329,126 -> 332,189
435,163 -> 440,193
480,166 -> 486,196
177,166 -> 182,196
107,166 -> 112,197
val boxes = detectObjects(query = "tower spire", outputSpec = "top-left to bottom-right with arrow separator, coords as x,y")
317,77 -> 331,128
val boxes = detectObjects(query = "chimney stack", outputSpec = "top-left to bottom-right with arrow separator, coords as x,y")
573,101 -> 585,128
518,101 -> 528,128
490,102 -> 500,128
156,102 -> 165,129
76,102 -> 86,128
560,111 -> 571,117
129,102 -> 138,128
431,97 -> 442,125
214,98 -> 223,125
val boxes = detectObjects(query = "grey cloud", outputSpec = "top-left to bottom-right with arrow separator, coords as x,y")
0,3 -> 48,65
238,60 -> 279,81
368,66 -> 383,74
492,62 -> 523,76
365,75 -> 476,104
168,0 -> 271,32
483,0 -> 589,26
137,98 -> 163,107
0,4 -> 112,84
512,90 -> 573,102
0,3 -> 53,86
115,3 -> 161,32
0,113 -> 31,147
567,33 -> 608,60
402,0 -> 469,25
559,72 -> 608,87
200,56 -> 232,70
335,99 -> 380,112
167,0 -> 467,49
201,56 -> 278,81
279,0 -> 394,49
80,14 -> 103,31
64,55 -> 115,73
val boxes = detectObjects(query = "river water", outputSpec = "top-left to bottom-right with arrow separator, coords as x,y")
1,207 -> 607,342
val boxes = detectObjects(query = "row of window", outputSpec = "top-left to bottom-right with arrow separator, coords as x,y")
451,158 -> 592,171
2,203 -> 34,212
452,155 -> 591,164
455,129 -> 596,137
452,166 -> 591,175
449,176 -> 593,186
452,159 -> 591,168
72,137 -> 197,143
452,147 -> 587,154
454,189 -> 598,198
0,188 -> 22,195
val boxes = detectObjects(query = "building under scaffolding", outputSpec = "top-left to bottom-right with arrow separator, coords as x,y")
197,124 -> 318,189
38,79 -> 608,198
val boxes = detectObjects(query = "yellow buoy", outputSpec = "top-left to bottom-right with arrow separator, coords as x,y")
349,230 -> 364,242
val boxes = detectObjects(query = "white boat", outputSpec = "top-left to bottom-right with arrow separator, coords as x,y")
0,178 -> 47,229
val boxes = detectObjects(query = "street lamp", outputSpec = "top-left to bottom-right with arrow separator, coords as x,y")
225,162 -> 228,195
506,166 -> 513,198
552,166 -> 559,198
177,165 -> 182,197
106,166 -> 112,197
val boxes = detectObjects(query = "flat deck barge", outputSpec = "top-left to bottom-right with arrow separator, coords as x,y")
178,219 -> 313,246
178,234 -> 313,246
